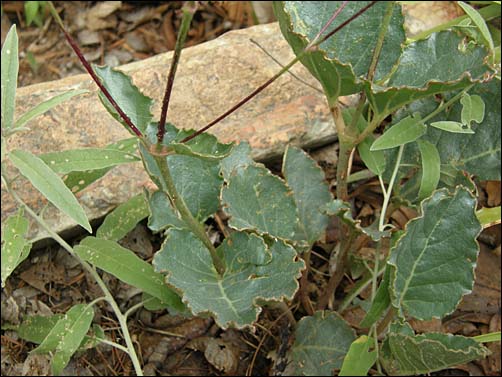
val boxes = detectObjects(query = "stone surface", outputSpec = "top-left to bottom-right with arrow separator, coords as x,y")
2,23 -> 335,244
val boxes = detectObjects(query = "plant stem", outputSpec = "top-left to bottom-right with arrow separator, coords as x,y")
378,144 -> 404,231
47,1 -> 143,138
3,176 -> 144,376
299,250 -> 315,315
367,2 -> 395,84
157,2 -> 197,144
181,1 -> 378,143
338,266 -> 386,312
153,154 -> 225,275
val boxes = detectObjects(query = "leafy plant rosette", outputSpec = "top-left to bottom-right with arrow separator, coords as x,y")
1,1 -> 501,376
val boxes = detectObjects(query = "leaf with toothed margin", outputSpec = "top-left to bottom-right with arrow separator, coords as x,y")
94,65 -> 154,136
388,187 -> 481,320
221,164 -> 299,240
145,122 -> 233,160
380,322 -> 490,376
282,145 -> 332,246
287,311 -> 356,376
153,229 -> 304,329
323,200 -> 391,241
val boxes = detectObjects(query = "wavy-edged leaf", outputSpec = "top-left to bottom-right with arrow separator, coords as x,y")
381,329 -> 490,375
371,115 -> 426,151
153,229 -> 303,329
145,122 -> 234,160
9,150 -> 91,232
274,2 -> 405,100
220,142 -> 254,181
339,336 -> 377,376
460,93 -> 485,126
324,200 -> 391,241
221,164 -> 299,240
146,190 -> 183,232
75,237 -> 184,311
1,209 -> 32,287
287,311 -> 356,376
1,25 -> 19,130
282,146 -> 332,246
94,65 -> 154,135
96,193 -> 149,241
15,90 -> 89,129
388,187 -> 481,320
367,31 -> 493,116
63,137 -> 138,193
39,148 -> 139,174
417,139 -> 441,201
32,304 -> 94,376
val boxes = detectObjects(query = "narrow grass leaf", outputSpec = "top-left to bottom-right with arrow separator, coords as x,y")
1,25 -> 19,130
476,206 -> 501,228
417,139 -> 441,201
9,150 -> 92,232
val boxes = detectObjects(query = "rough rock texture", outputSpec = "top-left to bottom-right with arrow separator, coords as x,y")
2,23 -> 335,244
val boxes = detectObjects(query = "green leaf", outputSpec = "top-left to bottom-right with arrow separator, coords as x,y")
368,31 -> 493,116
9,150 -> 92,233
371,115 -> 426,151
324,200 -> 391,241
282,146 -> 332,246
1,209 -> 32,287
153,229 -> 303,329
94,65 -> 154,135
360,265 -> 391,328
287,311 -> 356,376
75,237 -> 184,312
62,137 -> 138,193
460,93 -> 485,126
32,304 -> 94,376
274,2 -> 405,99
417,139 -> 441,201
388,187 -> 481,320
1,25 -> 19,130
14,90 -> 89,129
339,336 -> 377,376
473,331 -> 501,343
24,1 -> 41,27
476,206 -> 501,228
221,164 -> 299,240
38,148 -> 139,174
458,1 -> 495,51
381,330 -> 490,375
96,193 -> 150,241
14,314 -> 63,344
145,190 -> 183,232
220,142 -> 254,181
429,121 -> 475,134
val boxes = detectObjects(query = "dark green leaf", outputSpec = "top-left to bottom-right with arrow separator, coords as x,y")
146,190 -> 183,232
9,150 -> 91,232
287,311 -> 356,376
282,146 -> 332,246
153,229 -> 303,329
75,237 -> 184,311
220,142 -> 254,181
388,187 -> 481,320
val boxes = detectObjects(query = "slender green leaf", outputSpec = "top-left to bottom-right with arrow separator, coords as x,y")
388,187 -> 481,320
429,121 -> 475,134
15,90 -> 89,129
221,164 -> 299,240
94,65 -> 154,135
9,150 -> 92,232
473,331 -> 501,343
458,1 -> 495,51
13,314 -> 63,344
153,229 -> 303,329
38,148 -> 139,174
62,137 -> 138,193
360,266 -> 391,328
476,206 -> 501,228
282,146 -> 332,246
24,1 -> 41,26
339,336 -> 377,376
381,329 -> 490,375
96,193 -> 150,241
370,115 -> 426,151
460,93 -> 485,126
1,25 -> 19,130
32,304 -> 94,376
1,209 -> 32,287
75,237 -> 184,312
417,139 -> 441,201
287,311 -> 356,376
